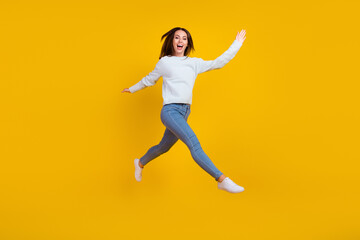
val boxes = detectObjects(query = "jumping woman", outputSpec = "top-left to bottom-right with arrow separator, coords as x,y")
122,27 -> 247,193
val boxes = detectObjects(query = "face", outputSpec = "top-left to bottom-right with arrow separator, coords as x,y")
172,30 -> 188,56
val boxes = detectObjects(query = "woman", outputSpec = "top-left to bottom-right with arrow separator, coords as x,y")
122,27 -> 247,193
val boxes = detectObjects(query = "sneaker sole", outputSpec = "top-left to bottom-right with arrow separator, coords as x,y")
218,185 -> 245,193
134,159 -> 142,182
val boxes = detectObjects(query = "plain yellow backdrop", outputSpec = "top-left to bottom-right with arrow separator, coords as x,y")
1,0 -> 359,239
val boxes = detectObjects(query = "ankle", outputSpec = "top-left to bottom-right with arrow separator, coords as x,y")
217,174 -> 226,183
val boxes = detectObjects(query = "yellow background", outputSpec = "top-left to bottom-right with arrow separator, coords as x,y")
1,0 -> 359,239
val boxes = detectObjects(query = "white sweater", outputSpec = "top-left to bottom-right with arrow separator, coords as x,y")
129,39 -> 243,105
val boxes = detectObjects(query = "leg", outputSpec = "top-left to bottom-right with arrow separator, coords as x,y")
161,105 -> 223,181
139,128 -> 179,167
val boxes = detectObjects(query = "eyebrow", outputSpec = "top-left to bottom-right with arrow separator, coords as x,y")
175,35 -> 187,38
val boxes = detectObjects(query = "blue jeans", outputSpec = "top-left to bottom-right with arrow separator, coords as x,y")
139,103 -> 223,181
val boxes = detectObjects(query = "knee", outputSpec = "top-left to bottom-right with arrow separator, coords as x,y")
189,141 -> 202,153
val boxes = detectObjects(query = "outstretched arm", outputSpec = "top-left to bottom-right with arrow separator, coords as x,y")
196,29 -> 246,74
124,60 -> 163,94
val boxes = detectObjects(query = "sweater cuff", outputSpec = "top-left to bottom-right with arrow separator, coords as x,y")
129,86 -> 135,93
233,39 -> 243,49
129,81 -> 146,93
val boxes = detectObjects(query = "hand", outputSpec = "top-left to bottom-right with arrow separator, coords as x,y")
236,29 -> 246,44
122,88 -> 131,93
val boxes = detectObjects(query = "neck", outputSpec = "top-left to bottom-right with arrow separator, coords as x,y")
172,51 -> 185,57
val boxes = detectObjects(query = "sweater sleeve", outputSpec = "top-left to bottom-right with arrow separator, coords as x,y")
129,59 -> 163,93
195,40 -> 242,74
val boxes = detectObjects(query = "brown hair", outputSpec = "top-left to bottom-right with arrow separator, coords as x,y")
159,27 -> 195,59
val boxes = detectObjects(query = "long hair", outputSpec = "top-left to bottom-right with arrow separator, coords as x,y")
159,27 -> 195,59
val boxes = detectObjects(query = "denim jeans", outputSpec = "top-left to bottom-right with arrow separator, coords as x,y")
139,103 -> 223,181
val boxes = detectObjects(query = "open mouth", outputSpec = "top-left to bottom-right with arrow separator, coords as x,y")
177,44 -> 183,50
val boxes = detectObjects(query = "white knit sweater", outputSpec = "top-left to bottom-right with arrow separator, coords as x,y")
129,39 -> 243,105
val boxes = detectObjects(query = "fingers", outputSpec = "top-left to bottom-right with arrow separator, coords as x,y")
237,29 -> 246,41
239,29 -> 246,38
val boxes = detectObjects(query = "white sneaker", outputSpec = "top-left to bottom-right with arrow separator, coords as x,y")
217,177 -> 245,193
134,158 -> 143,182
